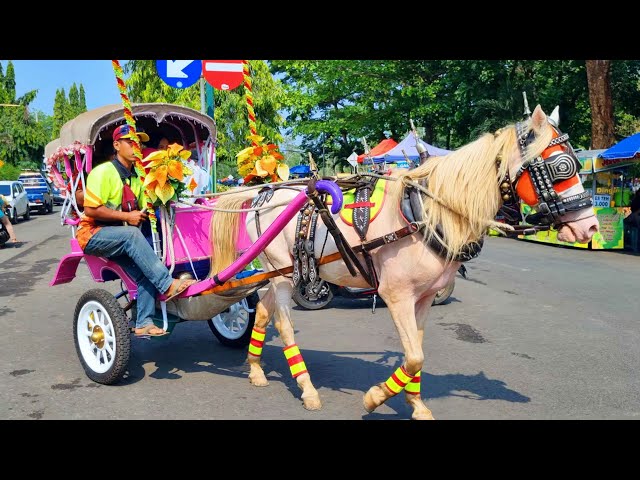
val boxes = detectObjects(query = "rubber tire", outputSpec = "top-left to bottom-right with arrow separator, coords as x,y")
46,200 -> 53,214
10,208 -> 18,224
23,207 -> 30,221
432,279 -> 455,306
73,288 -> 131,385
207,292 -> 259,348
291,280 -> 334,310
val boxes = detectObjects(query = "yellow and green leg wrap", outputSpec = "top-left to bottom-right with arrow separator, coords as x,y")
248,327 -> 266,358
384,365 -> 417,396
404,370 -> 421,396
283,343 -> 308,378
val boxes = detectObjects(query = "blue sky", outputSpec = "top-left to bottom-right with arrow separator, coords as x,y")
1,60 -> 125,114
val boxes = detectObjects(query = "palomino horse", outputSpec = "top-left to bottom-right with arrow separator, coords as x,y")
209,105 -> 599,419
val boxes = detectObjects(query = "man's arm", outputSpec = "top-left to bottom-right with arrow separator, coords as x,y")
84,205 -> 148,226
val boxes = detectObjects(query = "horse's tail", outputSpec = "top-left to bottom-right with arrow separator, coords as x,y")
209,189 -> 259,277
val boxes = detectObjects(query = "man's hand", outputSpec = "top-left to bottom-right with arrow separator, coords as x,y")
126,209 -> 149,227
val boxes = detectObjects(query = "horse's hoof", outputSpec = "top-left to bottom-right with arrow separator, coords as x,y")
363,391 -> 376,413
302,395 -> 322,411
249,375 -> 269,387
412,411 -> 435,420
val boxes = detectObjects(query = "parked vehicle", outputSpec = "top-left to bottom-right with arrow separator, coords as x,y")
49,181 -> 65,206
18,171 -> 54,214
292,265 -> 467,310
0,180 -> 30,223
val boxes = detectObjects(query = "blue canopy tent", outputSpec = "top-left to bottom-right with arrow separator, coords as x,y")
370,132 -> 451,164
289,164 -> 312,177
599,132 -> 640,160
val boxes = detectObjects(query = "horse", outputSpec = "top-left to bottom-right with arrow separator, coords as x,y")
208,105 -> 599,419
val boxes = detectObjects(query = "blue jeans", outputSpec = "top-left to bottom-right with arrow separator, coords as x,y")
83,226 -> 173,328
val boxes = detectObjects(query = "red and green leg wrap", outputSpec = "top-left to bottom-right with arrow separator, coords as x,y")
404,370 -> 421,396
248,327 -> 266,358
384,365 -> 415,396
283,343 -> 308,378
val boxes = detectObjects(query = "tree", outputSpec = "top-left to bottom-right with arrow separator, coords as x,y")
585,60 -> 616,149
123,60 -> 286,173
0,60 -> 47,169
52,88 -> 67,139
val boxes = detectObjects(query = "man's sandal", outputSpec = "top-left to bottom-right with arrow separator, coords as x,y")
133,323 -> 168,337
164,277 -> 196,302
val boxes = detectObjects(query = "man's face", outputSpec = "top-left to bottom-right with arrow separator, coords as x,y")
158,138 -> 170,150
114,138 -> 138,162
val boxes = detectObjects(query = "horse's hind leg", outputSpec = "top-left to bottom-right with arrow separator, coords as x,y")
247,283 -> 275,387
270,276 -> 322,410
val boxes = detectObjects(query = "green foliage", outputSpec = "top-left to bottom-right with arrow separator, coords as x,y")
0,162 -> 21,180
124,60 -> 286,178
272,60 -> 640,158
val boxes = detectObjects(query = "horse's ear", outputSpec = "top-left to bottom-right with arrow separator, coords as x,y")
531,104 -> 547,132
549,105 -> 560,126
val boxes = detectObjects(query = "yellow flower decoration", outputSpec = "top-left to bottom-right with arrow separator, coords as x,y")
142,143 -> 193,206
236,135 -> 289,184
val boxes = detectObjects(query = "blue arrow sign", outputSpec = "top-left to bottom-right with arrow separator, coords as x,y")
156,60 -> 202,88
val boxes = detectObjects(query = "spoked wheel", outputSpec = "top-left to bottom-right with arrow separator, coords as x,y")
73,288 -> 131,385
432,279 -> 455,306
291,280 -> 334,310
207,292 -> 259,348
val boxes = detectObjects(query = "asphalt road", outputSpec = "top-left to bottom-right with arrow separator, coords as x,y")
1,208 -> 639,420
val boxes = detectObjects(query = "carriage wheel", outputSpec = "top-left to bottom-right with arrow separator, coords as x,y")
207,292 -> 259,348
432,279 -> 455,306
291,280 -> 334,310
73,288 -> 131,385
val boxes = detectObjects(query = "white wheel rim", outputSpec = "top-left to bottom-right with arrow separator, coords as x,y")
76,300 -> 118,374
211,298 -> 252,340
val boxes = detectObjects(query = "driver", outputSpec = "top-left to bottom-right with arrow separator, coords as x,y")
76,124 -> 195,337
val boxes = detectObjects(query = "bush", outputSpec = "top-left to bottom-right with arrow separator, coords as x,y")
0,163 -> 21,181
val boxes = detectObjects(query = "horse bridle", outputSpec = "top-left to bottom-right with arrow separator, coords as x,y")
497,121 -> 593,229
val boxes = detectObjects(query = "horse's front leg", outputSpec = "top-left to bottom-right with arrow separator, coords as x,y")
363,294 -> 431,419
403,295 -> 435,420
271,277 -> 321,410
247,283 -> 275,387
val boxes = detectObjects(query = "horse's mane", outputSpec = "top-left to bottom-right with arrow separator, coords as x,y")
389,118 -> 554,262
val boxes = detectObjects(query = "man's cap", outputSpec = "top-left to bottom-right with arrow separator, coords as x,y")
112,124 -> 150,143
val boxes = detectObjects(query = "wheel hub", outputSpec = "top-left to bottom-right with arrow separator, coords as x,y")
90,325 -> 105,349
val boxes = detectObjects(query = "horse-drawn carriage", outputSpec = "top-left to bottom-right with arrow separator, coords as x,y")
49,98 -> 600,420
46,103 -> 303,384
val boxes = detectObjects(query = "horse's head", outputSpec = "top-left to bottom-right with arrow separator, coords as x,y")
502,105 -> 599,244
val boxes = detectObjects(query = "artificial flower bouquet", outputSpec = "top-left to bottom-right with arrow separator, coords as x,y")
237,135 -> 289,185
141,143 -> 194,206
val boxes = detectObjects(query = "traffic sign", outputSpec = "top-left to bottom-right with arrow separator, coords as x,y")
156,60 -> 202,89
203,60 -> 244,91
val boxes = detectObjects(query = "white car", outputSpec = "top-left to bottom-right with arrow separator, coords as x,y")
0,180 -> 31,223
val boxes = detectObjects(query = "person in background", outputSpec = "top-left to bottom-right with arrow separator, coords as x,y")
76,124 -> 196,337
157,137 -> 170,150
0,194 -> 19,246
624,190 -> 640,228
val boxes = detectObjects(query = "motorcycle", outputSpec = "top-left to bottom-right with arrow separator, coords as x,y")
293,265 -> 467,310
0,199 -> 12,247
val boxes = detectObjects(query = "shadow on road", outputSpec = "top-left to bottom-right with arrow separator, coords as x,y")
123,323 -> 530,419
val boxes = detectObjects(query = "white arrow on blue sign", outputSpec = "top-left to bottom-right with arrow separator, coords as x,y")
156,60 -> 202,89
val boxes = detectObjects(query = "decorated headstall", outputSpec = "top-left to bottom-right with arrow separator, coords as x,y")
498,121 -> 593,227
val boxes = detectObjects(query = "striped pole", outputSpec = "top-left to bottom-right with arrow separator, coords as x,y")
243,60 -> 258,147
111,60 -> 160,253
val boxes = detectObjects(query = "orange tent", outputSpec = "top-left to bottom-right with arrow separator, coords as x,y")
357,138 -> 398,164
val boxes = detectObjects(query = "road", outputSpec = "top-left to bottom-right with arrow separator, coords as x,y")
1,208 -> 639,420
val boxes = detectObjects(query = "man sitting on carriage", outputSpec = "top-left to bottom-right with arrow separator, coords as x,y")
76,124 -> 196,337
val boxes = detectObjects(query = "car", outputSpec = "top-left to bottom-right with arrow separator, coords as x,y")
48,181 -> 65,206
18,171 -> 54,214
0,180 -> 30,223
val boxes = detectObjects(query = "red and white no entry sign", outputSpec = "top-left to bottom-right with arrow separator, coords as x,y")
202,60 -> 244,91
